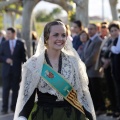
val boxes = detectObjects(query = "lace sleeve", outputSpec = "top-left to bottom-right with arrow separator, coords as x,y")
14,65 -> 35,120
19,89 -> 36,119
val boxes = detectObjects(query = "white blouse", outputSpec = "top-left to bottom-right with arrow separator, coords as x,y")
111,35 -> 120,54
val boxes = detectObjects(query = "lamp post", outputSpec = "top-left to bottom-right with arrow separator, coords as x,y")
102,0 -> 104,21
118,8 -> 120,20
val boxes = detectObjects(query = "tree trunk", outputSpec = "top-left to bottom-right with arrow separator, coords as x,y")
22,0 -> 39,57
109,0 -> 118,20
3,12 -> 15,29
74,0 -> 89,27
32,15 -> 36,31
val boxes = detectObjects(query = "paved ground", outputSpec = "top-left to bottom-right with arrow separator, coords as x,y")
0,87 -> 118,120
97,114 -> 117,120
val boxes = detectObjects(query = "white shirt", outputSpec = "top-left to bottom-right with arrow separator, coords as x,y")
90,33 -> 98,41
9,39 -> 17,52
111,34 -> 120,54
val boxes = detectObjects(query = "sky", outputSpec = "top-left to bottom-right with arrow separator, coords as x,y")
34,0 -> 120,20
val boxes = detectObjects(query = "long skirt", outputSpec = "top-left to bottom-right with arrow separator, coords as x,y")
29,102 -> 88,120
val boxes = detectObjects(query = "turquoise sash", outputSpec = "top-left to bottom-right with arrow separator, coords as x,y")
40,63 -> 85,115
41,63 -> 72,97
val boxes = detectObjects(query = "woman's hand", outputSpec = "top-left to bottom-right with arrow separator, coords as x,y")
18,116 -> 27,120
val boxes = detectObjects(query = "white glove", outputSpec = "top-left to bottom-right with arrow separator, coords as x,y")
18,116 -> 27,120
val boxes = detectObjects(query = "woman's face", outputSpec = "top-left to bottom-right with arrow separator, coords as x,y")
109,27 -> 120,39
80,32 -> 88,43
47,25 -> 67,51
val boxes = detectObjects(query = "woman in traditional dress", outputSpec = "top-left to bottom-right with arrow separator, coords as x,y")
14,21 -> 96,120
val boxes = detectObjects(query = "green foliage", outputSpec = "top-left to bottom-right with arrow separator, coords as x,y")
35,22 -> 44,36
36,7 -> 62,22
67,1 -> 76,22
51,8 -> 62,15
8,4 -> 16,9
2,3 -> 23,14
68,8 -> 75,22
36,10 -> 53,22
8,3 -> 23,11
0,14 -> 4,29
15,24 -> 22,29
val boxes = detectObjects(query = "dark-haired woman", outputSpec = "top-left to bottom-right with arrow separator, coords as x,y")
108,22 -> 120,118
77,30 -> 89,59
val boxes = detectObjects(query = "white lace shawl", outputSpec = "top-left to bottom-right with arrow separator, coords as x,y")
14,36 -> 96,120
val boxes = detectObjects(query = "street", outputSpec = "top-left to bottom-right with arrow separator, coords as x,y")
0,87 -> 14,120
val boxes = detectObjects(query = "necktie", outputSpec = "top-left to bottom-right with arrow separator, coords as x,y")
87,39 -> 92,48
11,41 -> 14,54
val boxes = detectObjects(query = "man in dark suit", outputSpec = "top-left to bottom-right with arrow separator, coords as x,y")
0,27 -> 27,114
82,24 -> 105,114
0,30 -> 6,81
72,20 -> 82,50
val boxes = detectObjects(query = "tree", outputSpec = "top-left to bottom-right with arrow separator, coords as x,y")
0,0 -> 22,28
0,0 -> 39,57
22,0 -> 40,57
109,0 -> 118,20
0,0 -> 20,10
73,0 -> 89,27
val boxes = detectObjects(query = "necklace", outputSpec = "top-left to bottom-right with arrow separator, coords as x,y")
48,57 -> 59,71
45,50 -> 62,73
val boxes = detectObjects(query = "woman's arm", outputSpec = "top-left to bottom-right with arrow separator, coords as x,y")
14,65 -> 39,120
18,88 -> 37,119
18,116 -> 27,120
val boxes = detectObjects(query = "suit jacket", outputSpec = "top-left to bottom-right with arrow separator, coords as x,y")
0,37 -> 5,46
95,37 -> 112,71
72,35 -> 82,50
0,39 -> 27,77
82,35 -> 102,78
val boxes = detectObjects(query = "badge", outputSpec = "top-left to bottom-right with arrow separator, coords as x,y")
45,70 -> 54,78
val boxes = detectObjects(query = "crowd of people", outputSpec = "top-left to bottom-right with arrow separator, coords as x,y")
72,20 -> 120,119
0,19 -> 119,120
